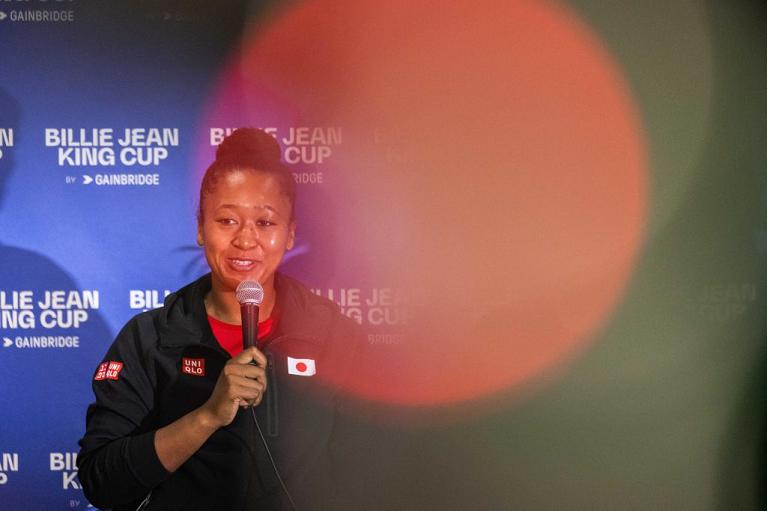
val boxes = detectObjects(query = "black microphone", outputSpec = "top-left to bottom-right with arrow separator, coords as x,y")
235,280 -> 265,353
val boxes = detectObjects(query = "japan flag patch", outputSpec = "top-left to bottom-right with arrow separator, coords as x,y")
287,356 -> 316,377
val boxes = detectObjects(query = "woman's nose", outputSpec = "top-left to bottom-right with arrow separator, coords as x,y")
233,223 -> 259,248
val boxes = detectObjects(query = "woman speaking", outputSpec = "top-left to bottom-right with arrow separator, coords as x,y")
78,128 -> 362,510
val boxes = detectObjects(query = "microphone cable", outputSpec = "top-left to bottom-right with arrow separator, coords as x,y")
236,280 -> 297,510
250,406 -> 298,511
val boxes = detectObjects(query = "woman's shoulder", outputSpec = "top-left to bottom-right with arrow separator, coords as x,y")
275,272 -> 336,312
275,272 -> 363,340
112,274 -> 209,349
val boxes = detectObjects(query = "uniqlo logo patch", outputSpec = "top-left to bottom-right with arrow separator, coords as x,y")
182,357 -> 206,377
94,361 -> 123,381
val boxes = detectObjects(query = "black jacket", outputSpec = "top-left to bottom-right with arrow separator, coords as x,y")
78,273 -> 363,511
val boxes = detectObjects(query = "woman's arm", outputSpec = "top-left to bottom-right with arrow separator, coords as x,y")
154,347 -> 267,472
78,315 -> 266,508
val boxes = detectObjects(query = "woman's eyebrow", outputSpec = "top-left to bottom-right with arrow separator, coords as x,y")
216,203 -> 280,214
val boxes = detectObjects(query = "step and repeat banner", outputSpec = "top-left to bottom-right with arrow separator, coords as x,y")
2,1 -> 767,509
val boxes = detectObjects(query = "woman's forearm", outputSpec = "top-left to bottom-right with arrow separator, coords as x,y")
154,407 -> 219,472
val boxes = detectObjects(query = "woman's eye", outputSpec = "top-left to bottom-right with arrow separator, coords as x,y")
216,218 -> 236,226
257,219 -> 275,227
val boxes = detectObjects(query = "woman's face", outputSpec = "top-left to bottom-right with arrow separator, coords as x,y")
197,169 -> 295,294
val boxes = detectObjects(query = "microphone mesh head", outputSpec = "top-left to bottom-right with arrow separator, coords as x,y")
235,280 -> 264,305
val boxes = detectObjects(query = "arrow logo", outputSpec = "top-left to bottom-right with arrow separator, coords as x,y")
0,12 -> 7,21
83,175 -> 93,185
3,337 -> 12,348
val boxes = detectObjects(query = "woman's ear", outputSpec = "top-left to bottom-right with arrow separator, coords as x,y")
287,220 -> 296,250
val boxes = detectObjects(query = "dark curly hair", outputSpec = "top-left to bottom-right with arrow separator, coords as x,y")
198,128 -> 296,222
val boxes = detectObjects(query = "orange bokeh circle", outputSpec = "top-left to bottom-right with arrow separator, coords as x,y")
202,0 -> 647,409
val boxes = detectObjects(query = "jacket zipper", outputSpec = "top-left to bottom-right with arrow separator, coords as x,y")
261,334 -> 318,438
265,351 -> 279,436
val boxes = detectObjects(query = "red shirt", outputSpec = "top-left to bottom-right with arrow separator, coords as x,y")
207,314 -> 275,357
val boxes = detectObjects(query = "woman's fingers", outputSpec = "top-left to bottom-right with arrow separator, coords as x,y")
229,375 -> 265,406
231,346 -> 268,368
223,361 -> 267,388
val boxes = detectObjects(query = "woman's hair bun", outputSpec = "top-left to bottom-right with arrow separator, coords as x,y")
199,127 -> 296,221
214,127 -> 282,167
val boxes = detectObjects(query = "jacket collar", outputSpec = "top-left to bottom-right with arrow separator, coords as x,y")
156,273 -> 216,349
157,273 -> 335,350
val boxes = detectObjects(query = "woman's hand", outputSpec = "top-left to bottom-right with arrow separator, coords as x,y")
155,347 -> 268,472
199,347 -> 268,428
